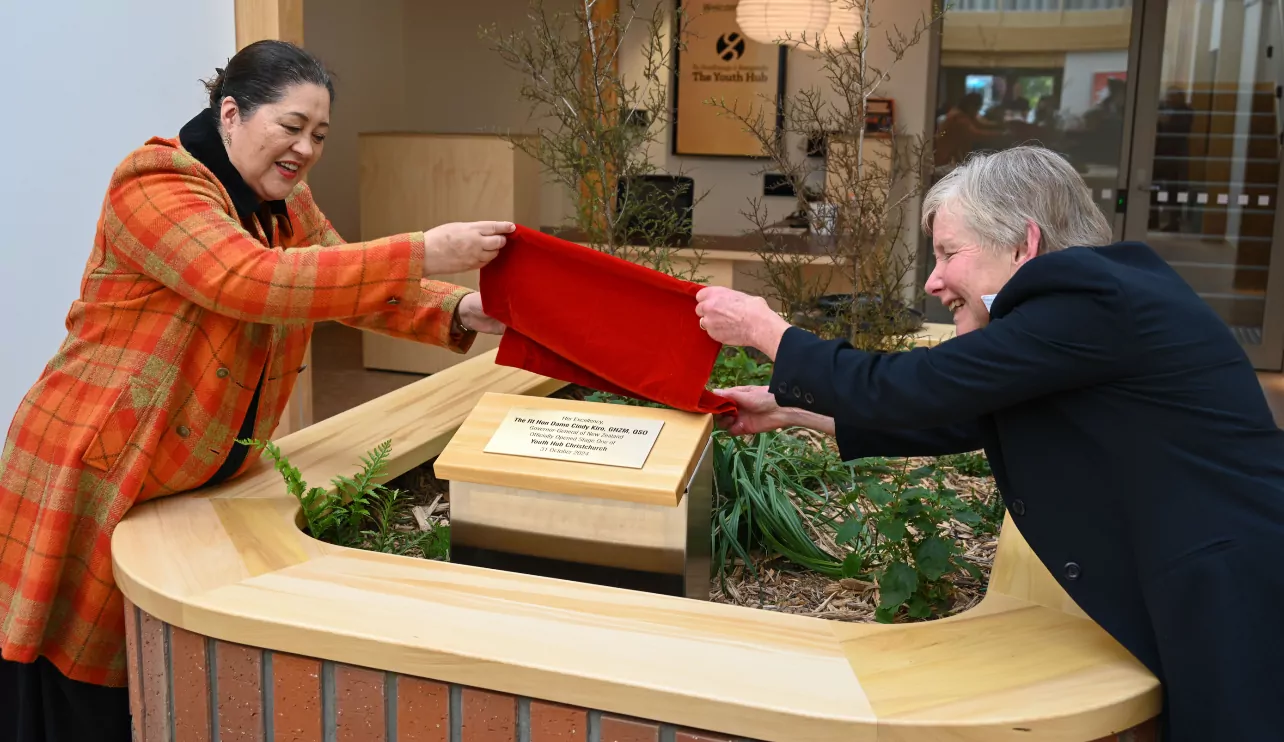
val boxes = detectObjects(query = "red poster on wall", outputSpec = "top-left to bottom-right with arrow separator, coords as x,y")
1092,72 -> 1127,105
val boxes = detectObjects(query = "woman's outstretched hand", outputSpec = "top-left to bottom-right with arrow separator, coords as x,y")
711,386 -> 793,436
458,293 -> 505,335
712,386 -> 837,437
423,221 -> 516,274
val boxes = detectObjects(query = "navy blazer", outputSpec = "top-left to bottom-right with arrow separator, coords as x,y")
770,242 -> 1284,740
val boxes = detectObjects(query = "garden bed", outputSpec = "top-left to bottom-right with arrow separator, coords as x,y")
250,351 -> 1003,626
372,381 -> 1004,625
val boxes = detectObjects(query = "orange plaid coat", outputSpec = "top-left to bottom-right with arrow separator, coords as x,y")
0,132 -> 474,686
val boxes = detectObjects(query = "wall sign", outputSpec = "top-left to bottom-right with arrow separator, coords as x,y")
484,408 -> 665,469
671,0 -> 787,157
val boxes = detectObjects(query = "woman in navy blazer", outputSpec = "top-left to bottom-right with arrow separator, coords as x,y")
694,146 -> 1284,740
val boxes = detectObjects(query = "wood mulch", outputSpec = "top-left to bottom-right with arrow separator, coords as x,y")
381,385 -> 1002,624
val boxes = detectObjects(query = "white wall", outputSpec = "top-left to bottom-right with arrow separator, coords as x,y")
0,1 -> 235,429
398,0 -> 578,230
1061,49 -> 1130,118
304,0 -> 408,240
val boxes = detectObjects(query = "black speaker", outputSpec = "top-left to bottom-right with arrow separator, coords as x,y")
615,174 -> 694,247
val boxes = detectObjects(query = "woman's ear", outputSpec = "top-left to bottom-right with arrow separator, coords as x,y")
218,97 -> 240,133
1017,219 -> 1042,265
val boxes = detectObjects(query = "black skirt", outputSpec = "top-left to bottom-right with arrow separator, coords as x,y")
0,656 -> 131,742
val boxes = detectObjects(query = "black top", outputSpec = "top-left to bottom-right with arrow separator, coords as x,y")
769,242 -> 1284,741
178,109 -> 288,488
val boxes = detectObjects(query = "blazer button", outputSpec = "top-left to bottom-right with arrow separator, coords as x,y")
177,425 -> 191,438
777,383 -> 787,393
792,386 -> 801,398
804,393 -> 814,404
1011,499 -> 1026,516
1064,562 -> 1081,581
216,368 -> 230,379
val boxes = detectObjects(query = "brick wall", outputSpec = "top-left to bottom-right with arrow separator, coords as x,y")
122,597 -> 1158,742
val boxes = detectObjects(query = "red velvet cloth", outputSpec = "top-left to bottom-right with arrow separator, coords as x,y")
479,225 -> 735,415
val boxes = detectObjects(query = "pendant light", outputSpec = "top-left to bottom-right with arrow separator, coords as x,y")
734,0 -> 832,47
818,0 -> 864,49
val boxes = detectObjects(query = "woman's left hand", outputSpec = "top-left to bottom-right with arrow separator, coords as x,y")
458,292 -> 505,335
695,286 -> 791,358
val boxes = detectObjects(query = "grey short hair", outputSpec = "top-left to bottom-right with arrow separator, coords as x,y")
921,146 -> 1112,254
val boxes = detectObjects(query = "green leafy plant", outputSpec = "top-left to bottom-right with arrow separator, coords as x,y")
238,438 -> 449,560
939,451 -> 991,478
937,451 -> 1003,537
839,458 -> 985,622
707,347 -> 773,390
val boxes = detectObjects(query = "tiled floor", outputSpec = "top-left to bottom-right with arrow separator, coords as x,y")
310,321 -> 1284,429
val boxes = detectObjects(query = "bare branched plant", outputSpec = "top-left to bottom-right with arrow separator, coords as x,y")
704,0 -> 946,351
482,0 -> 707,280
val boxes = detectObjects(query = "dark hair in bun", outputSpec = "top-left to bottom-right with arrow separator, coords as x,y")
202,39 -> 335,117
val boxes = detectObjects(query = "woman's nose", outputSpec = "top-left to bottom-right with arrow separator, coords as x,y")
925,264 -> 945,295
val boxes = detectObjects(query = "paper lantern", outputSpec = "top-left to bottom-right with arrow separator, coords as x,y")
818,0 -> 864,49
735,0 -> 832,47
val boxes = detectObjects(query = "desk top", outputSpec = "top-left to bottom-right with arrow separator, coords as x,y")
112,350 -> 1159,742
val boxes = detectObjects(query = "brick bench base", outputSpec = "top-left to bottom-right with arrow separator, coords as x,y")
122,598 -> 1159,742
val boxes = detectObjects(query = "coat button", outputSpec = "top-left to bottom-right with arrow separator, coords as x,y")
216,368 -> 229,379
804,392 -> 814,404
177,425 -> 191,438
777,383 -> 787,393
1011,499 -> 1026,516
1064,562 -> 1081,581
792,386 -> 801,398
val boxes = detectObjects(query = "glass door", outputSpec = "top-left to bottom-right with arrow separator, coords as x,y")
1124,0 -> 1284,369
925,0 -> 1140,325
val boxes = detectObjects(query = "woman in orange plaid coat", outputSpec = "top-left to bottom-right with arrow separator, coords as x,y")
0,40 -> 515,741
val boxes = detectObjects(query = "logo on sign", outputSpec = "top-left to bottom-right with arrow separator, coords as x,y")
716,32 -> 745,61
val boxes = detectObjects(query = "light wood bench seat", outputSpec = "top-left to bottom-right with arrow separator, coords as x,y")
112,350 -> 1160,742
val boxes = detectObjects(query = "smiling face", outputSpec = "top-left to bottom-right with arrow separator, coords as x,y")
218,82 -> 330,201
925,205 -> 1041,335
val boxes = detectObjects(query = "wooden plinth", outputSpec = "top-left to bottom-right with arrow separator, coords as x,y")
436,393 -> 714,600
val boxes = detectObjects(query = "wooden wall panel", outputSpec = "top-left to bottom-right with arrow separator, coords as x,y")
233,0 -> 313,438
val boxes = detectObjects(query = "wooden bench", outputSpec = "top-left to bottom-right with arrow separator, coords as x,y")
112,349 -> 1160,742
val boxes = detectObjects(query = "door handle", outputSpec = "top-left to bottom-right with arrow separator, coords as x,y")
1133,167 -> 1150,193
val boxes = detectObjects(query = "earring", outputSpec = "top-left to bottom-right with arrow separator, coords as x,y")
222,132 -> 231,147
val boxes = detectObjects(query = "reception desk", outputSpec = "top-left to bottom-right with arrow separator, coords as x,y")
112,350 -> 1160,742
